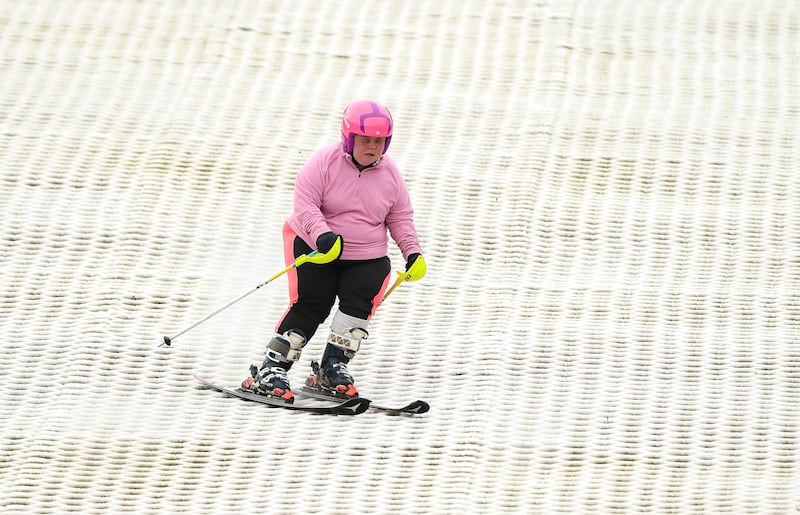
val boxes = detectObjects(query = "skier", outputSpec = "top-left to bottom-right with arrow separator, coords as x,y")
242,99 -> 426,403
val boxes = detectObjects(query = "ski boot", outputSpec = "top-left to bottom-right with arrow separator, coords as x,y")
241,330 -> 307,403
319,359 -> 358,397
242,363 -> 294,402
305,327 -> 368,398
306,360 -> 358,397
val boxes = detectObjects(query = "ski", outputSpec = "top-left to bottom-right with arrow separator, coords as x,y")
193,374 -> 370,415
301,360 -> 429,415
300,384 -> 430,415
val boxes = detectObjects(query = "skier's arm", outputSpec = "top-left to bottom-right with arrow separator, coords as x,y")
293,155 -> 333,244
386,180 -> 424,280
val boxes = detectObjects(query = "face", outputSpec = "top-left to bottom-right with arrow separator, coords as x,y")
352,135 -> 386,166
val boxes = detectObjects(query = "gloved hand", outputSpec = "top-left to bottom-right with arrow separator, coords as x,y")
404,253 -> 426,282
316,232 -> 343,256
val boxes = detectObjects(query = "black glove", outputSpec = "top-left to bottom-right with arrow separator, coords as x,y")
316,232 -> 342,254
405,253 -> 421,271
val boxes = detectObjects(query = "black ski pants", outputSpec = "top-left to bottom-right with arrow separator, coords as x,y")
276,235 -> 391,342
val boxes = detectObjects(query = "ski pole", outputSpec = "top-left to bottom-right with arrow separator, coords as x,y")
381,272 -> 406,301
161,238 -> 342,347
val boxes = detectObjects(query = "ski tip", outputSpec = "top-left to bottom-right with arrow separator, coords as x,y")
338,397 -> 371,415
406,400 -> 430,414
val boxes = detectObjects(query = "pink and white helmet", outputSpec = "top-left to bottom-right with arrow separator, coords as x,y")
341,100 -> 393,154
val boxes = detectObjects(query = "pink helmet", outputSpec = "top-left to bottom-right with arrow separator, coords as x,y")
341,100 -> 393,154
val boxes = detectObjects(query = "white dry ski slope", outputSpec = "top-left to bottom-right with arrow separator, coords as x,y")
0,1 -> 798,513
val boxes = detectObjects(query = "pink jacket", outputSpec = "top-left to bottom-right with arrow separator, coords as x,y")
287,143 -> 423,261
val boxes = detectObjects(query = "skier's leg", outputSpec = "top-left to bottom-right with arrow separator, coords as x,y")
275,223 -> 337,342
246,224 -> 337,401
317,257 -> 391,396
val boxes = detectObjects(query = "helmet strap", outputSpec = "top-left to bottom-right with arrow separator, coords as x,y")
350,153 -> 379,171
